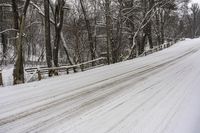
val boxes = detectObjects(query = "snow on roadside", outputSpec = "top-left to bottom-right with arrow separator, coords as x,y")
2,65 -> 14,86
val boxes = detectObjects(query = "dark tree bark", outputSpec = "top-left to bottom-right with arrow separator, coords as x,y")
53,0 -> 65,67
147,0 -> 154,49
44,0 -> 53,76
80,0 -> 96,65
11,0 -> 19,55
11,0 -> 19,30
155,10 -> 161,45
191,4 -> 199,38
112,0 -> 123,63
105,0 -> 112,64
1,34 -> 7,59
12,0 -> 30,84
140,0 -> 154,54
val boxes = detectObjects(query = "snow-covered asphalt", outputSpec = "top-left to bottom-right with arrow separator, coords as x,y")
0,39 -> 200,133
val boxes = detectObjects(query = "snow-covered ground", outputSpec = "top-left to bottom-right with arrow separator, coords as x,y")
1,65 -> 14,86
0,38 -> 200,133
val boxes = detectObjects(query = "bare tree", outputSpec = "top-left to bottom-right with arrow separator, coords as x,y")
80,0 -> 96,65
12,0 -> 30,84
105,0 -> 112,64
44,0 -> 54,76
191,3 -> 200,38
53,0 -> 65,67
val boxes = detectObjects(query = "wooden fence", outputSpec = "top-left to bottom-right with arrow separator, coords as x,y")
0,41 -> 177,86
141,41 -> 174,57
25,57 -> 107,82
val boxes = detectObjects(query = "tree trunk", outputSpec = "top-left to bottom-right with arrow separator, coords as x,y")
1,34 -> 7,59
14,16 -> 25,84
12,0 -> 30,84
60,32 -> 77,72
105,0 -> 112,64
53,0 -> 65,67
155,10 -> 161,45
44,0 -> 53,76
112,0 -> 123,63
141,0 -> 154,54
80,0 -> 96,65
160,10 -> 165,44
11,0 -> 19,57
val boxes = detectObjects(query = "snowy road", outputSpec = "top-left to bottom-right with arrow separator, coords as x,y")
1,39 -> 200,133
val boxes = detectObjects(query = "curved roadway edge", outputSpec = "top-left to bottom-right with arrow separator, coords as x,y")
0,38 -> 200,133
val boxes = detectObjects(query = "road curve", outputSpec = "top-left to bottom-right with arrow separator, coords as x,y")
1,39 -> 200,133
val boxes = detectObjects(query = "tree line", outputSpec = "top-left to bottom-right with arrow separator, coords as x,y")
0,0 -> 199,84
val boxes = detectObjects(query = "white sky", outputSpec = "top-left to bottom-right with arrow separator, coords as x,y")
188,0 -> 200,7
191,0 -> 200,4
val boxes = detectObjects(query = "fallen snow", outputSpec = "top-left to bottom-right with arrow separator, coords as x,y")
0,38 -> 200,133
2,66 -> 14,86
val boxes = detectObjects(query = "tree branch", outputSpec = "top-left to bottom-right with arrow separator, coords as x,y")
0,29 -> 18,34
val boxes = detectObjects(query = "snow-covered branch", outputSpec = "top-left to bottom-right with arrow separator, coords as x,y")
0,29 -> 18,34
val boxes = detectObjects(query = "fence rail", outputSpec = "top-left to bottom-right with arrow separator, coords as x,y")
140,41 -> 174,57
25,57 -> 107,82
0,40 -> 178,86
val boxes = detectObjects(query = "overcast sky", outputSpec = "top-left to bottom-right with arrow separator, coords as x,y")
191,0 -> 200,4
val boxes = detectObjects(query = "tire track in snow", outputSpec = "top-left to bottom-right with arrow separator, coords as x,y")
105,54 -> 196,133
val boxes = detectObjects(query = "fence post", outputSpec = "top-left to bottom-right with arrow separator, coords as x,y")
54,69 -> 59,76
37,68 -> 42,81
0,70 -> 3,86
73,67 -> 77,73
80,64 -> 84,71
66,68 -> 69,74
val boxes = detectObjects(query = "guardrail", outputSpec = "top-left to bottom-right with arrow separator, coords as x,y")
140,41 -> 174,57
0,40 -> 179,85
25,57 -> 107,82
